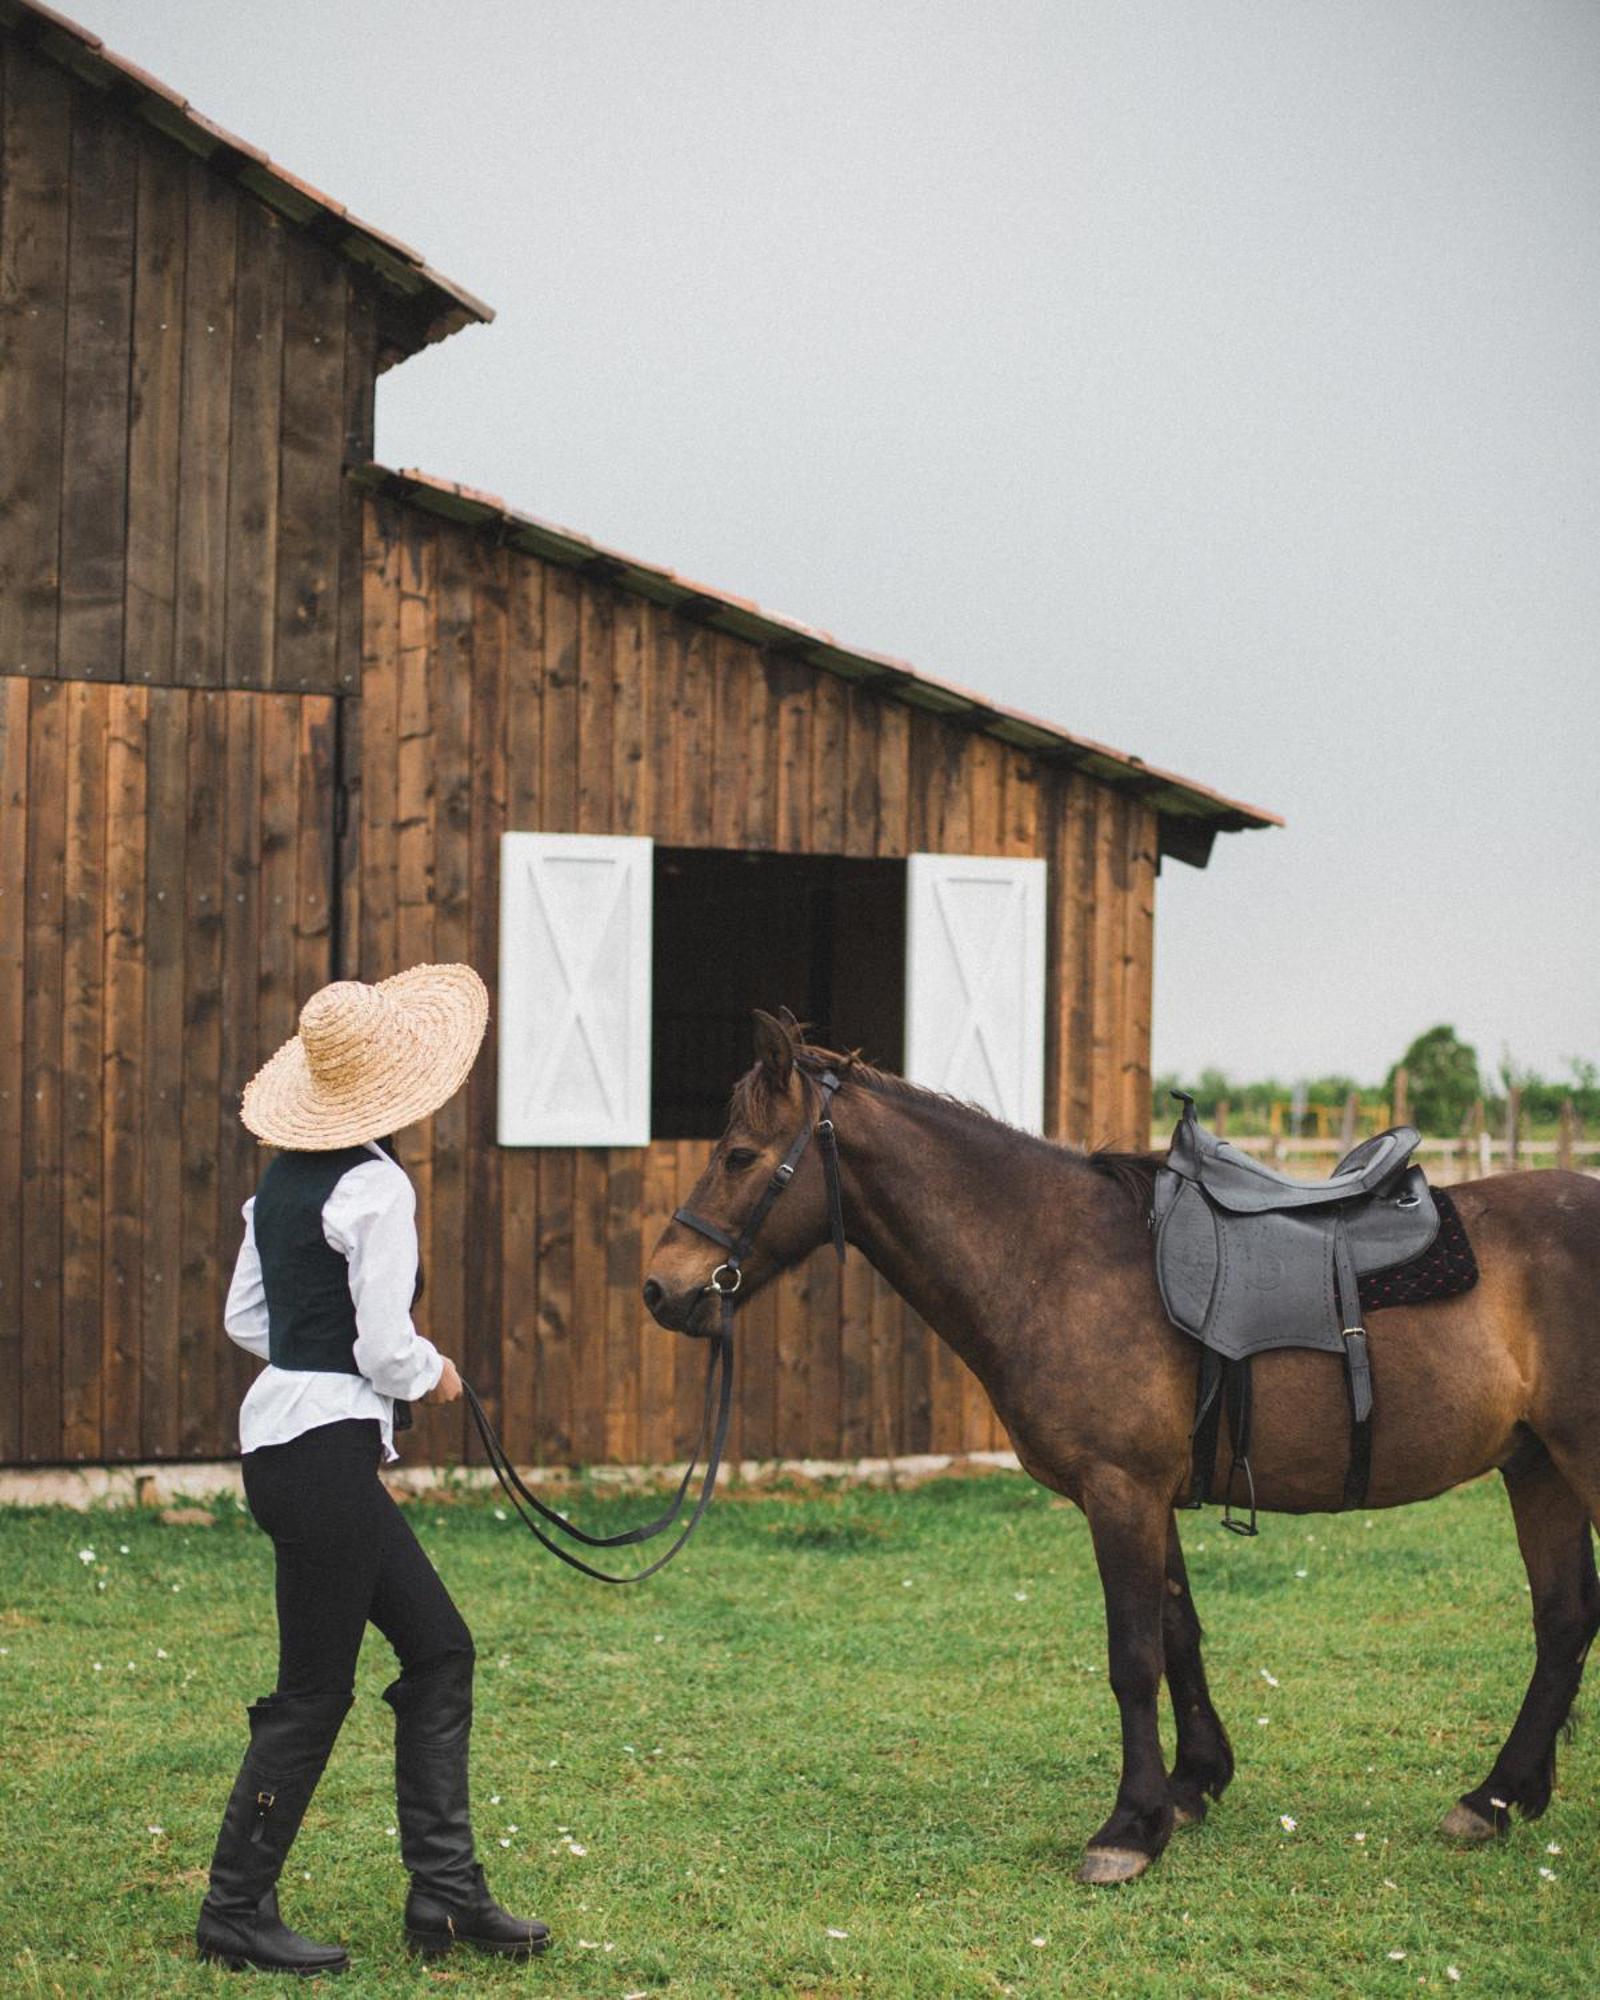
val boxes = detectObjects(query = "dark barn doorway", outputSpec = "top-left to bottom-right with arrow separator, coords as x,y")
651,849 -> 905,1139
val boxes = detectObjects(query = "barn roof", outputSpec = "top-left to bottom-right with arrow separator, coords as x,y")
1,0 -> 493,368
355,463 -> 1282,869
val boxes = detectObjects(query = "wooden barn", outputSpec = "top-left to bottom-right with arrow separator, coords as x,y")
0,0 -> 1276,1474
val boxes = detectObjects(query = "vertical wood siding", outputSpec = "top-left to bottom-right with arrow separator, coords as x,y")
0,40 -> 374,695
0,678 -> 337,1462
346,497 -> 1158,1471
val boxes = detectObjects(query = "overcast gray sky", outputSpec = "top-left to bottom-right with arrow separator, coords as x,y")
89,0 -> 1598,1088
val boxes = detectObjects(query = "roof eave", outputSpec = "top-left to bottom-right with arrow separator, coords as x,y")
353,463 -> 1282,861
3,0 -> 494,367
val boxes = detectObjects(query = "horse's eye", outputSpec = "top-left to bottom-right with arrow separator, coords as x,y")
723,1148 -> 759,1173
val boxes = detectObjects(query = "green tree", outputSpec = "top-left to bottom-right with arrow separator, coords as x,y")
1387,1025 -> 1481,1134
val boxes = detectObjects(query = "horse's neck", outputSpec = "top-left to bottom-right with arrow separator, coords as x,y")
835,1087 -> 1111,1380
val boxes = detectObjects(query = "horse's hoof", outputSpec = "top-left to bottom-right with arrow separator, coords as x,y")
1077,1846 -> 1152,1885
1439,1802 -> 1502,1844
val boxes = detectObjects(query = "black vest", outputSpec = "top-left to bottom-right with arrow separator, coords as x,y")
256,1144 -> 391,1374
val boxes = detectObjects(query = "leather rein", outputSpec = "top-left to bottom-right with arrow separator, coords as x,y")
461,1067 -> 848,1584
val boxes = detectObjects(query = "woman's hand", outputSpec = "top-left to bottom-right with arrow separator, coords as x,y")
424,1357 -> 463,1405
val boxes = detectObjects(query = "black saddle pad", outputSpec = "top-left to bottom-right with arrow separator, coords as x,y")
1358,1187 -> 1477,1311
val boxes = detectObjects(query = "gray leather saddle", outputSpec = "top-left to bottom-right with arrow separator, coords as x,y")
1153,1094 -> 1440,1530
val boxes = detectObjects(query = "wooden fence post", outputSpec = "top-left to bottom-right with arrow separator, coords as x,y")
1504,1086 -> 1522,1171
1393,1067 -> 1409,1126
1557,1098 -> 1577,1172
1339,1091 -> 1359,1154
1215,1097 -> 1229,1137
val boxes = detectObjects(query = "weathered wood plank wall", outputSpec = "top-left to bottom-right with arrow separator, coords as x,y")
0,37 -> 376,695
0,678 -> 338,1462
0,36 -> 1158,1468
349,496 -> 1158,1472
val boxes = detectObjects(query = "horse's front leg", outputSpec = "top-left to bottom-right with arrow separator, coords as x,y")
1162,1512 -> 1234,1827
1077,1468 -> 1175,1884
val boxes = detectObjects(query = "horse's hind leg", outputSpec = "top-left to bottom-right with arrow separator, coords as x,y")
1162,1513 -> 1234,1827
1443,1441 -> 1600,1842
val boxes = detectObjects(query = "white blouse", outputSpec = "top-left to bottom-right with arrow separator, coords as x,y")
224,1140 -> 445,1462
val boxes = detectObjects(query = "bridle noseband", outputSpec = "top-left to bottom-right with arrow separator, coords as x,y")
672,1066 -> 849,1310
462,1066 -> 849,1584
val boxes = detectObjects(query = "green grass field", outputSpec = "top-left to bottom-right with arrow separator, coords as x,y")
1,1471 -> 1593,1998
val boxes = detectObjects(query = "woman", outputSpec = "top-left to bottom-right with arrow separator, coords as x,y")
195,964 -> 550,1975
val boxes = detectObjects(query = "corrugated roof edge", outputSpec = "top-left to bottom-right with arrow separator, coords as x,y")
354,463 -> 1283,867
3,0 -> 494,367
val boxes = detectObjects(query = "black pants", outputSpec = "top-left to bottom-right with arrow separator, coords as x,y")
242,1418 -> 472,1699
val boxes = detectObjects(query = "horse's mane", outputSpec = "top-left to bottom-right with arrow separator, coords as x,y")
731,1036 -> 1164,1211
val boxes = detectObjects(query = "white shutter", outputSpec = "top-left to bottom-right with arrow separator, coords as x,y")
498,833 -> 653,1146
904,852 -> 1047,1133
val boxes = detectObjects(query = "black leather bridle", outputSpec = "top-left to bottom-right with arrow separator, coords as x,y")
463,1066 -> 848,1583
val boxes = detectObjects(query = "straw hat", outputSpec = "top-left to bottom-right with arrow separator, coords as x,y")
241,964 -> 489,1150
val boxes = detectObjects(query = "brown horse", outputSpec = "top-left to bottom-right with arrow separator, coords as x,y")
643,1011 -> 1600,1884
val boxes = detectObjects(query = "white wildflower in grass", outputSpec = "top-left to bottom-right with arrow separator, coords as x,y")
489,1794 -> 500,1804
96,1580 -> 107,1592
568,1842 -> 587,1856
492,1507 -> 507,1520
118,1544 -> 130,1555
1489,1795 -> 1508,1810
78,1549 -> 95,1565
1546,1841 -> 1561,1855
653,1633 -> 664,1644
1031,1935 -> 1046,1948
1259,1668 -> 1280,1687
171,1583 -> 181,1592
1383,1879 -> 1398,1891
498,1838 -> 511,1848
1013,1591 -> 1029,1603
92,1662 -> 103,1673
155,1648 -> 168,1660
1539,1866 -> 1556,1882
901,1578 -> 913,1588
1279,1816 -> 1297,1833
1353,1831 -> 1367,1843
146,1825 -> 164,1836
1257,1716 -> 1270,1727
1294,1568 -> 1308,1580
826,1927 -> 848,1939
1387,1949 -> 1406,1961
386,1827 -> 396,1838
1446,1971 -> 1461,1984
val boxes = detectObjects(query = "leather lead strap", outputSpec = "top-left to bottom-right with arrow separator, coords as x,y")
470,1067 -> 851,1585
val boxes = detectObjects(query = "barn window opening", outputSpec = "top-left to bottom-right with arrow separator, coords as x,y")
651,848 -> 906,1140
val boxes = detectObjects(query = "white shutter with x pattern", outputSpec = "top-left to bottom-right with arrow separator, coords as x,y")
903,852 -> 1047,1134
498,833 -> 654,1146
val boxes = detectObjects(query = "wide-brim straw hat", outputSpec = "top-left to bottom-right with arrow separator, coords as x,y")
241,963 -> 489,1150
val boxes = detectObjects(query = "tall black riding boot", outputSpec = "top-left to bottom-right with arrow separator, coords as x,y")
195,1687 -> 353,1976
384,1651 -> 551,1961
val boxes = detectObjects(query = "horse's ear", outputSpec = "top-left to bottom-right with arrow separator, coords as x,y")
752,1008 -> 796,1090
777,1004 -> 803,1042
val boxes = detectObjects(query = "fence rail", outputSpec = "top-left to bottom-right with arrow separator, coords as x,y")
1149,1131 -> 1600,1185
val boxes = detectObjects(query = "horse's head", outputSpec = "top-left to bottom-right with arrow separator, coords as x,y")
643,1008 -> 845,1336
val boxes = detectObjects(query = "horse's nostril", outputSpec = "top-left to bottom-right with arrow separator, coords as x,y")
642,1278 -> 664,1314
